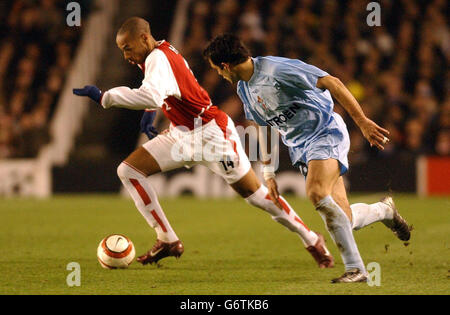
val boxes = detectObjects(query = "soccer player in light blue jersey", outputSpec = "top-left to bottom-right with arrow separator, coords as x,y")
204,34 -> 411,283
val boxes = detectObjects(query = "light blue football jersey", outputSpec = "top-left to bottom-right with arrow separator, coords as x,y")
237,56 -> 350,172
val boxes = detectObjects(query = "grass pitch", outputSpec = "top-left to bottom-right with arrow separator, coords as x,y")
1,194 -> 449,295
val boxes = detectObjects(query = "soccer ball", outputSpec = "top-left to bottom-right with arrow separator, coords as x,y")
97,234 -> 135,269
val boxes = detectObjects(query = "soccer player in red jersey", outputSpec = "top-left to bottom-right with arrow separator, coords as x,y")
73,17 -> 334,268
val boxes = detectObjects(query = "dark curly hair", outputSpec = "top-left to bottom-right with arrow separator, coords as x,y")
203,34 -> 250,69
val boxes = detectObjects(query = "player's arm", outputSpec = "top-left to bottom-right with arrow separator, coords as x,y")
100,84 -> 163,110
72,85 -> 159,139
256,123 -> 282,209
72,83 -> 162,110
73,50 -> 177,111
316,75 -> 390,150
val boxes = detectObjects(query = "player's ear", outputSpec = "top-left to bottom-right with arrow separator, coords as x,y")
140,33 -> 149,44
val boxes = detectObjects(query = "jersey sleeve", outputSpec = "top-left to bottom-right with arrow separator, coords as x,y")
101,49 -> 180,110
276,59 -> 329,91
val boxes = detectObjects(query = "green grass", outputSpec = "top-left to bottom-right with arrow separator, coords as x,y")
0,194 -> 449,295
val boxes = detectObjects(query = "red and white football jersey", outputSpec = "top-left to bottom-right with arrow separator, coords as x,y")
101,40 -> 227,131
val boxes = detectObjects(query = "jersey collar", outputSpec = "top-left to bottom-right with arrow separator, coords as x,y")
247,57 -> 258,85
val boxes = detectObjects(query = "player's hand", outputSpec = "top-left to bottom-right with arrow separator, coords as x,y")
359,117 -> 390,150
140,110 -> 158,140
73,85 -> 102,104
266,178 -> 282,209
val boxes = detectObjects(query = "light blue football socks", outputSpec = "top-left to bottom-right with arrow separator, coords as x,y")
316,195 -> 366,273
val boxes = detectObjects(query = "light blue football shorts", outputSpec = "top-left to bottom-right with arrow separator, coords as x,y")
291,112 -> 350,177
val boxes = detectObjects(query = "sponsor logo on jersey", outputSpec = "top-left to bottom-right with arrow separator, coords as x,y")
265,103 -> 301,127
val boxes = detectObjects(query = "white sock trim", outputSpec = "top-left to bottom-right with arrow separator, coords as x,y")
246,185 -> 318,247
351,202 -> 393,230
117,162 -> 179,243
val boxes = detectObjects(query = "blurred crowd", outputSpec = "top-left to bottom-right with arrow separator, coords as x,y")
1,0 -> 448,163
0,0 -> 88,158
181,0 -> 450,162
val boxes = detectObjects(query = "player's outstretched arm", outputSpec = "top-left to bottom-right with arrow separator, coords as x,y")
100,86 -> 162,110
316,75 -> 390,150
73,84 -> 162,111
73,85 -> 159,139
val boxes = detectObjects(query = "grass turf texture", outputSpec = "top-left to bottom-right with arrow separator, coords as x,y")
1,194 -> 448,295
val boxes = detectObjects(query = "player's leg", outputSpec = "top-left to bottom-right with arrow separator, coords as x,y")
331,176 -> 352,220
350,197 -> 393,231
204,116 -> 333,267
333,175 -> 411,240
228,168 -> 334,268
306,159 -> 367,282
350,196 -> 411,241
116,134 -> 185,264
230,168 -> 319,246
332,177 -> 394,231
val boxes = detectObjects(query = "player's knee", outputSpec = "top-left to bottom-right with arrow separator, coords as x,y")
307,187 -> 328,206
117,163 -> 126,178
117,162 -> 128,180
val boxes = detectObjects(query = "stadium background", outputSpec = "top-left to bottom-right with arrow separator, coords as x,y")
0,0 -> 448,197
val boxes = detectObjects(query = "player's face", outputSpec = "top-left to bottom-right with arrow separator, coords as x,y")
116,32 -> 149,66
208,59 -> 238,84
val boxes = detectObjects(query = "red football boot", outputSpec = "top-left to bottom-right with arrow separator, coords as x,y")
306,233 -> 335,268
137,239 -> 184,265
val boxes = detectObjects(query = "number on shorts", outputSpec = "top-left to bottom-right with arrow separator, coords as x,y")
220,160 -> 235,172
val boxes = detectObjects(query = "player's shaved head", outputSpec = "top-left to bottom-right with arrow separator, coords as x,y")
117,17 -> 151,38
116,17 -> 157,66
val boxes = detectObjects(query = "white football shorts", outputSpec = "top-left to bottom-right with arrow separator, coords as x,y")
143,116 -> 251,184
